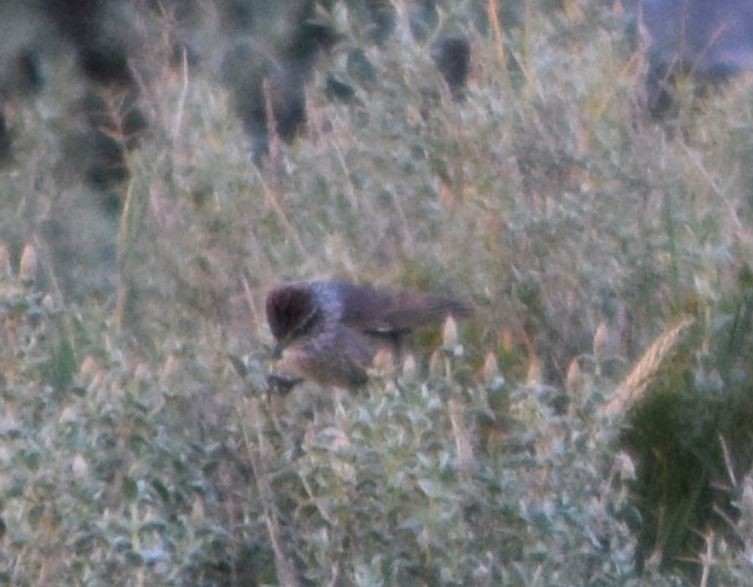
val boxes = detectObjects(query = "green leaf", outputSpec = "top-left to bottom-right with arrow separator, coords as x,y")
123,476 -> 138,502
417,478 -> 444,499
151,478 -> 170,503
42,336 -> 77,390
227,354 -> 247,377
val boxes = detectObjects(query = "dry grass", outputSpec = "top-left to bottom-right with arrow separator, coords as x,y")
603,315 -> 696,419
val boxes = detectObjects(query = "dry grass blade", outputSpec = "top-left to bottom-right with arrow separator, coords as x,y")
449,396 -> 476,478
487,0 -> 510,92
19,243 -> 37,286
602,316 -> 696,420
0,242 -> 11,277
114,182 -> 148,332
241,398 -> 301,587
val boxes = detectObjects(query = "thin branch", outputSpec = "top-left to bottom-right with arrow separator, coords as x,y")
239,398 -> 301,587
718,433 -> 738,489
172,47 -> 189,139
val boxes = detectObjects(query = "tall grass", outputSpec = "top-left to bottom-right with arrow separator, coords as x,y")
2,1 -> 753,584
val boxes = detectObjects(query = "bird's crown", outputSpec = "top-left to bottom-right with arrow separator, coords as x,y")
266,284 -> 319,340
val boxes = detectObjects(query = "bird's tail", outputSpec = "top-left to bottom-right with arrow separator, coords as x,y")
386,292 -> 473,330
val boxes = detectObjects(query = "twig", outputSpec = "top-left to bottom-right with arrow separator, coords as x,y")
241,272 -> 260,335
712,503 -> 738,534
239,398 -> 301,587
253,167 -> 307,256
487,0 -> 510,92
681,142 -> 753,249
719,434 -> 737,489
698,529 -> 716,587
172,46 -> 189,139
449,396 -> 476,478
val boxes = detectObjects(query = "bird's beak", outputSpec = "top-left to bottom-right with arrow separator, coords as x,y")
271,336 -> 290,359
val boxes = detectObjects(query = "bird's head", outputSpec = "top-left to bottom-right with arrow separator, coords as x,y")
266,284 -> 321,357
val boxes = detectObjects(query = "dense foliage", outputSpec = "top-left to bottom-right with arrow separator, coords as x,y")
3,1 -> 753,585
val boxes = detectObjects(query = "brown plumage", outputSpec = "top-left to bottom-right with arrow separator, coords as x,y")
266,280 -> 472,388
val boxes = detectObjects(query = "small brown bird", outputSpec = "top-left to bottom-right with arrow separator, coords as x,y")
266,280 -> 472,389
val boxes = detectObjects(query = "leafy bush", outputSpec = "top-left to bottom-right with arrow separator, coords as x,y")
0,266 -> 672,585
3,1 -> 753,584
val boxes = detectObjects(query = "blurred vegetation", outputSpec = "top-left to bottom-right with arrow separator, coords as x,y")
3,0 -> 753,584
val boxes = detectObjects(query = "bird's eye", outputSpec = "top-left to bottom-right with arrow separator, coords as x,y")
294,309 -> 319,335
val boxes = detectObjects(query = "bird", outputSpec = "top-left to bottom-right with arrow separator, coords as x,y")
265,280 -> 472,389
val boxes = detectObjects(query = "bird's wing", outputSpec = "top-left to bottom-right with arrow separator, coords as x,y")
331,281 -> 472,333
278,322 -> 373,388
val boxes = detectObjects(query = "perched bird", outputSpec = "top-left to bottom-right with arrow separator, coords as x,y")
266,280 -> 472,389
